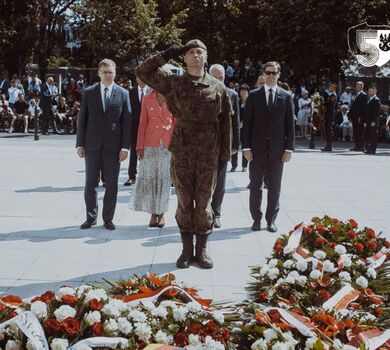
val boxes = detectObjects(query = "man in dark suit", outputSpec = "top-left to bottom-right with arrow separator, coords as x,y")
124,76 -> 147,186
242,61 -> 295,233
321,82 -> 337,152
76,58 -> 131,230
209,64 -> 240,228
40,77 -> 60,135
348,81 -> 367,151
364,85 -> 381,155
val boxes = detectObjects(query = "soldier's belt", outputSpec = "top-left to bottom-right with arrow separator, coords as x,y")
176,120 -> 218,131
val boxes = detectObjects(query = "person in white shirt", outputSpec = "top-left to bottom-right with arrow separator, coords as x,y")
339,105 -> 353,141
340,87 -> 353,106
297,90 -> 312,139
7,80 -> 22,107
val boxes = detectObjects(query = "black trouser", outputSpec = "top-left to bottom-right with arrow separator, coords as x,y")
324,117 -> 332,149
41,106 -> 57,133
352,118 -> 364,149
249,153 -> 284,224
211,161 -> 228,218
364,124 -> 378,153
231,151 -> 248,169
85,150 -> 120,222
128,143 -> 138,180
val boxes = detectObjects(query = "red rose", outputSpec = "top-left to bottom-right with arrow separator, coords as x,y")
62,317 -> 80,336
175,332 -> 189,347
92,322 -> 104,336
366,229 -> 376,239
273,240 -> 284,252
61,294 -> 78,306
315,237 -> 325,246
331,218 -> 339,224
311,216 -> 320,223
373,307 -> 382,317
347,230 -> 357,239
353,242 -> 364,253
44,319 -> 62,334
328,242 -> 337,248
330,226 -> 339,234
207,321 -> 219,332
187,323 -> 202,335
349,219 -> 358,228
319,290 -> 331,300
366,240 -> 378,251
88,298 -> 103,311
35,291 -> 55,303
304,226 -> 313,235
316,224 -> 325,232
1,295 -> 22,306
258,291 -> 268,302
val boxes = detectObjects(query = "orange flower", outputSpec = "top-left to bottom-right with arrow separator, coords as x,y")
255,312 -> 270,325
61,294 -> 78,307
345,319 -> 355,329
88,298 -> 103,311
1,295 -> 22,306
148,274 -> 166,287
273,239 -> 284,252
316,224 -> 325,232
331,218 -> 339,224
62,317 -> 80,336
319,290 -> 331,300
304,226 -> 313,235
31,291 -> 55,303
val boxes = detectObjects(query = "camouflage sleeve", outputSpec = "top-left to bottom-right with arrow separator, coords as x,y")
134,54 -> 171,95
219,88 -> 233,162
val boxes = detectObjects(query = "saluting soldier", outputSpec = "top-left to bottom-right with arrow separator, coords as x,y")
135,40 -> 232,269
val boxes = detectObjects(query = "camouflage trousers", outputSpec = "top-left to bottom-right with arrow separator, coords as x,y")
170,126 -> 220,236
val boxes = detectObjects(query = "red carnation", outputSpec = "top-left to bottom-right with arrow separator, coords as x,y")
349,219 -> 358,228
187,323 -> 202,335
347,230 -> 357,239
331,218 -> 339,224
258,291 -> 269,302
207,321 -> 219,332
366,229 -> 376,239
304,226 -> 313,235
315,237 -> 325,246
330,226 -> 339,234
31,291 -> 55,303
319,290 -> 331,300
92,322 -> 104,336
44,319 -> 62,334
62,317 -> 80,336
61,294 -> 78,306
366,240 -> 378,251
328,242 -> 337,248
353,242 -> 364,253
316,224 -> 325,232
88,298 -> 103,311
175,332 -> 189,347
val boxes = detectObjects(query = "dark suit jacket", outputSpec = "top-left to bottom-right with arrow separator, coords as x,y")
76,83 -> 131,152
227,88 -> 240,151
242,86 -> 295,156
39,83 -> 55,110
364,96 -> 381,123
129,87 -> 142,142
348,91 -> 367,121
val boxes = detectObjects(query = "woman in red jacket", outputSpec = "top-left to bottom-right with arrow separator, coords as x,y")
129,89 -> 175,228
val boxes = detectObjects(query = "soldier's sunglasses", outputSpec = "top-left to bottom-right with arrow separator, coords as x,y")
264,71 -> 278,75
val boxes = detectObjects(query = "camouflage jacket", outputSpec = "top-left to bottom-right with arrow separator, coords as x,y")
135,54 -> 232,162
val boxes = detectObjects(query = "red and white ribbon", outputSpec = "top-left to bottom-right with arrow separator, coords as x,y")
283,223 -> 305,254
322,284 -> 360,311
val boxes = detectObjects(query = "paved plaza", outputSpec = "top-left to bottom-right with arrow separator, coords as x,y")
0,133 -> 389,303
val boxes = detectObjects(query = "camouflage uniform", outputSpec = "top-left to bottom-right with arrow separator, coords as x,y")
135,51 -> 232,238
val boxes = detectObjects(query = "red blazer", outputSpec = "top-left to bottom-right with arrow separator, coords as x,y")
136,90 -> 175,150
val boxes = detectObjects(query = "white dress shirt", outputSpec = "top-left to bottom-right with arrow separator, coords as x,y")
138,86 -> 145,102
264,84 -> 277,105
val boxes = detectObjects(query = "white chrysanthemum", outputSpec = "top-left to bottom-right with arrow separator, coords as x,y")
135,323 -> 152,343
309,270 -> 321,280
341,254 -> 352,268
185,302 -> 202,313
50,338 -> 69,350
283,260 -> 294,269
271,341 -> 290,350
366,267 -> 377,279
159,300 -> 177,309
313,250 -> 326,260
151,306 -> 168,318
154,330 -> 173,345
108,298 -> 127,312
101,303 -> 120,318
30,301 -> 47,319
297,275 -> 308,286
173,306 -> 188,321
117,317 -> 133,335
339,271 -> 352,282
304,337 -> 317,350
203,335 -> 224,350
260,265 -> 270,277
104,318 -> 119,334
84,311 -> 101,325
251,339 -> 268,350
212,310 -> 224,324
5,340 -> 21,350
323,260 -> 337,273
139,300 -> 155,310
84,288 -> 108,302
263,328 -> 278,342
296,260 -> 308,272
356,276 -> 369,288
268,267 -> 280,280
128,310 -> 147,323
57,286 -> 76,299
188,334 -> 201,345
356,259 -> 366,266
268,259 -> 279,268
284,332 -> 298,347
334,245 -> 347,255
284,274 -> 295,284
53,305 -> 76,322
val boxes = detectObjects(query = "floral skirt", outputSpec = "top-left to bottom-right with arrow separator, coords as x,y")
129,144 -> 171,214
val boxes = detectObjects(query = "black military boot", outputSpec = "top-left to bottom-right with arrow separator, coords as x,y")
195,235 -> 213,269
176,234 -> 194,269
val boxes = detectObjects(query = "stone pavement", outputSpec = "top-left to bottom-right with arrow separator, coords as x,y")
0,133 -> 389,303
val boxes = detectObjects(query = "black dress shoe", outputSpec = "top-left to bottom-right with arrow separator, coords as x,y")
251,221 -> 261,231
80,219 -> 97,229
230,167 -> 236,172
267,223 -> 278,232
104,220 -> 115,230
54,130 -> 62,135
321,148 -> 332,152
214,217 -> 221,228
43,132 -> 50,135
364,150 -> 375,155
123,179 -> 132,186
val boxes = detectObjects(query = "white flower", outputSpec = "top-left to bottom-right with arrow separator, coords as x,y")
128,310 -> 147,323
54,305 -> 76,322
140,300 -> 155,310
26,339 -> 44,350
272,341 -> 289,350
76,285 -> 91,297
251,339 -> 268,350
296,261 -> 308,272
341,255 -> 352,268
204,335 -> 224,350
104,318 -> 119,334
268,259 -> 279,268
50,338 -> 69,350
212,310 -> 224,324
84,311 -> 101,325
57,287 -> 76,299
313,250 -> 326,260
151,306 -> 168,318
323,260 -> 337,273
334,245 -> 347,255
185,302 -> 202,313
30,301 -> 47,319
284,274 -> 295,284
260,265 -> 270,277
5,340 -> 21,350
339,271 -> 352,282
332,339 -> 343,349
309,270 -> 321,280
117,317 -> 133,335
366,267 -> 377,279
173,307 -> 188,321
356,259 -> 366,266
84,288 -> 108,302
135,323 -> 152,342
101,302 -> 120,318
284,332 -> 298,348
154,330 -> 173,345
0,329 -> 5,341
356,276 -> 368,289
188,334 -> 201,345
109,298 -> 127,312
283,260 -> 294,269
263,328 -> 278,342
304,338 -> 317,350
297,275 -> 308,286
268,267 -> 280,280
159,300 -> 177,309
361,313 -> 376,322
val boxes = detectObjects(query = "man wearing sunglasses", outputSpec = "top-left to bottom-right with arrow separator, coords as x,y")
242,61 -> 295,233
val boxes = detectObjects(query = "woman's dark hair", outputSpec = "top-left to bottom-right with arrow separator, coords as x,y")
239,83 -> 250,93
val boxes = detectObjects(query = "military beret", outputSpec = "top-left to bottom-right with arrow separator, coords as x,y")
182,39 -> 207,54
